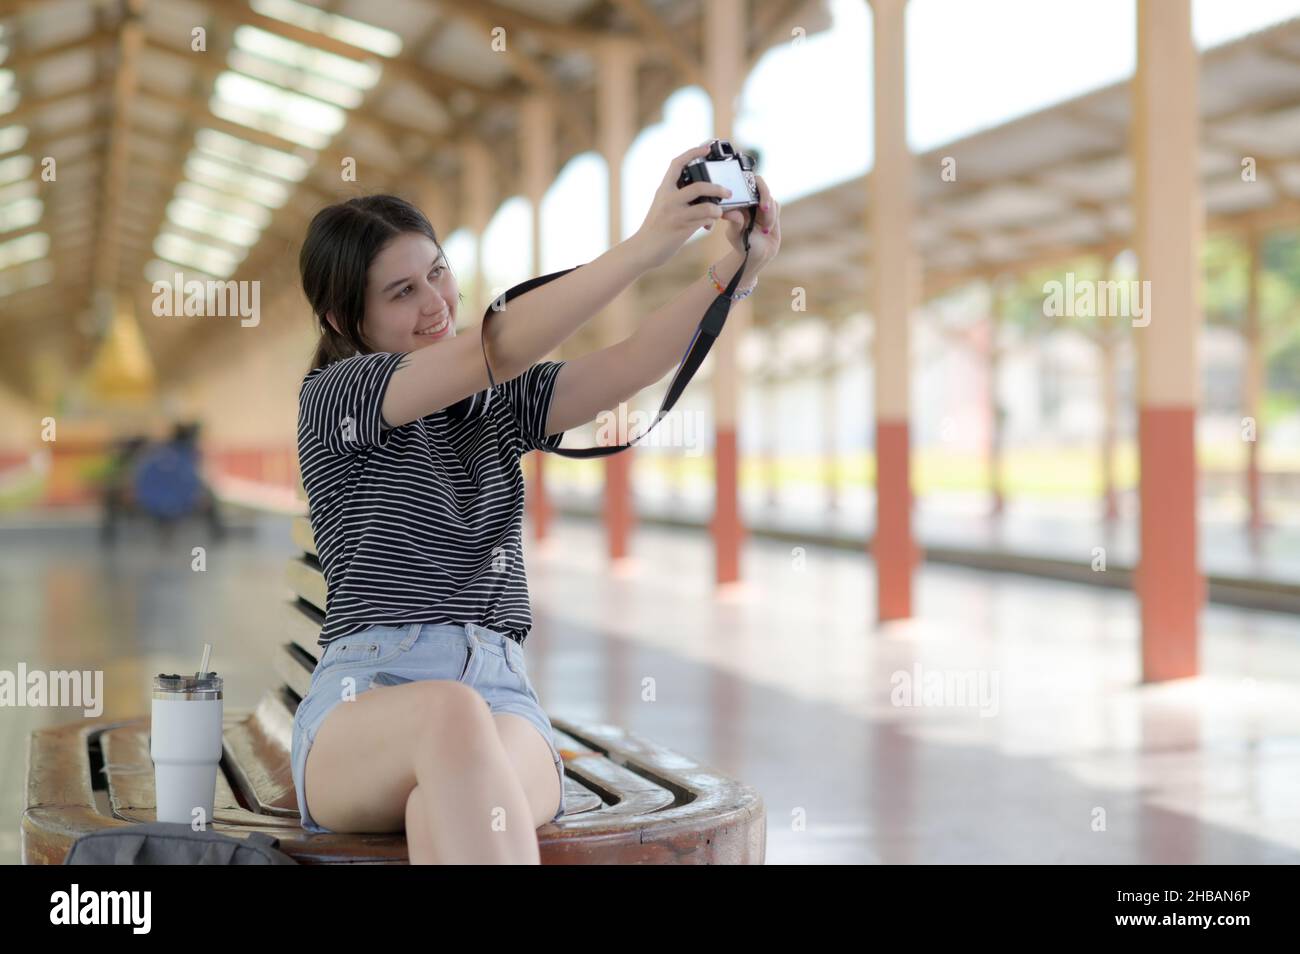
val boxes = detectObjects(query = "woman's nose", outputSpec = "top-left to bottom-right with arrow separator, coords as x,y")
419,284 -> 449,315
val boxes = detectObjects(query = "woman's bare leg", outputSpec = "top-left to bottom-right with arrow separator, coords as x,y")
303,679 -> 539,863
405,785 -> 435,864
412,700 -> 540,863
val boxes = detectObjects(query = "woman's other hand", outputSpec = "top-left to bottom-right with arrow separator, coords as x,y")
629,145 -> 734,270
708,173 -> 780,285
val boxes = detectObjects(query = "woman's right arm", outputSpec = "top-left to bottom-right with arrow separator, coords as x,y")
379,238 -> 652,429
380,144 -> 729,429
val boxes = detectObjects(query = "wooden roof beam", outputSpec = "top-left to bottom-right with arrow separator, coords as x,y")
0,25 -> 115,72
449,0 -> 607,49
609,0 -> 702,86
216,10 -> 457,292
138,35 -> 431,162
151,5 -> 454,380
202,0 -> 516,104
0,82 -> 108,127
91,0 -> 144,302
441,4 -> 590,147
746,0 -> 821,73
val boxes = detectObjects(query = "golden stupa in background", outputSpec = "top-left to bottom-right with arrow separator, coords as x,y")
84,291 -> 157,407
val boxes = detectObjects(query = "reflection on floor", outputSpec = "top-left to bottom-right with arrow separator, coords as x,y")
525,517 -> 1300,863
2,507 -> 1297,863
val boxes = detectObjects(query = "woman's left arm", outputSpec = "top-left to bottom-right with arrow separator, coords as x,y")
542,177 -> 781,437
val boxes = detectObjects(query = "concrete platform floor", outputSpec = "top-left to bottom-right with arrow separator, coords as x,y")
2,508 -> 1298,863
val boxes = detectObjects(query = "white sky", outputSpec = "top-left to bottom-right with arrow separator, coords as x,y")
458,0 -> 1300,295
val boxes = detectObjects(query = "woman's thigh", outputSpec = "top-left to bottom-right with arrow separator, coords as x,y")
303,678 -> 485,833
294,621 -> 564,832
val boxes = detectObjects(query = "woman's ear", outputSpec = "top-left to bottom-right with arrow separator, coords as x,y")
324,310 -> 341,336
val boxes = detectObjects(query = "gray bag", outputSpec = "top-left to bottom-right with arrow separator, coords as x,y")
64,822 -> 298,865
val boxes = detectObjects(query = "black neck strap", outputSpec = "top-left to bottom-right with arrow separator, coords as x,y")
479,217 -> 757,458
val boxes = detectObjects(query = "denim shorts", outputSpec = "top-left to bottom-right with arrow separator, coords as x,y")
290,620 -> 566,833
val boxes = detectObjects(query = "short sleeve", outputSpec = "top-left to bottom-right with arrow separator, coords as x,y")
498,360 -> 567,455
299,352 -> 406,456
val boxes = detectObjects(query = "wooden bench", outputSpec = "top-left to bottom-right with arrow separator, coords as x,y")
22,514 -> 766,864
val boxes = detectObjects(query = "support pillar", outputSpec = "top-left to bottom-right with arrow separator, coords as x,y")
597,38 -> 639,561
1132,0 -> 1203,680
705,0 -> 747,584
520,96 -> 557,542
869,0 -> 917,621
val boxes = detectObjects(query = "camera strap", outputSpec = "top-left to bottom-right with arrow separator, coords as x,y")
479,217 -> 757,458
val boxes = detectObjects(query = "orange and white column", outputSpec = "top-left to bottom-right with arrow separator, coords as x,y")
1132,0 -> 1203,681
521,96 -> 557,542
597,37 -> 638,561
706,0 -> 748,584
869,0 -> 917,621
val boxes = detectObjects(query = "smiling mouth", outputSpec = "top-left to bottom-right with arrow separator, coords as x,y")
414,314 -> 450,337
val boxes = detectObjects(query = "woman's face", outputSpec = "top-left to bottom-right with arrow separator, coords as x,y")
360,232 -> 459,353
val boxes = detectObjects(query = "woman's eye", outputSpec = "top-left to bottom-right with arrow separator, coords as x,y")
430,266 -> 444,279
396,286 -> 412,298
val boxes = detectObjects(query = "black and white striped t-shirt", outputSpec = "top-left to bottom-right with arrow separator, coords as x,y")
297,351 -> 567,648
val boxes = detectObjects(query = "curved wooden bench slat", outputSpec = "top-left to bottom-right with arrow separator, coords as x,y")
283,601 -> 325,662
291,515 -> 316,558
222,694 -> 299,817
550,728 -> 676,816
544,718 -> 767,863
285,557 -> 326,614
275,643 -> 313,701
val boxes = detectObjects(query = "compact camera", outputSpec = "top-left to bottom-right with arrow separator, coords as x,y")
676,139 -> 759,211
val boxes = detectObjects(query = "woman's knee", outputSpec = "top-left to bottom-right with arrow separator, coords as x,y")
303,680 -> 494,833
408,681 -> 498,763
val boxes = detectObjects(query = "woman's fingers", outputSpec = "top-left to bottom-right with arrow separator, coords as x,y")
664,144 -> 713,187
693,208 -> 725,231
684,202 -> 724,225
754,176 -> 777,230
748,176 -> 780,238
677,180 -> 732,205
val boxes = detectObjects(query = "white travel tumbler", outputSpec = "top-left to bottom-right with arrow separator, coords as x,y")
150,670 -> 224,826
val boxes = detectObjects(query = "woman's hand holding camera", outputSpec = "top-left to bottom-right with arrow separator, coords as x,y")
630,145 -> 739,270
710,173 -> 780,289
629,144 -> 781,290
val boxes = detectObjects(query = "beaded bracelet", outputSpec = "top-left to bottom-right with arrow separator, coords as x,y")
707,262 -> 758,301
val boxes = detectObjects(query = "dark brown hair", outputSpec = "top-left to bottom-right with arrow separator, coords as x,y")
299,194 -> 460,372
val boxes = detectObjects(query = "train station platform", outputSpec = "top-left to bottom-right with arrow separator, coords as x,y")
4,507 -> 1297,864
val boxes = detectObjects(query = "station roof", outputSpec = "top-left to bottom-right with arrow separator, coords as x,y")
0,0 -> 828,399
681,13 -> 1300,331
5,3 -> 1298,400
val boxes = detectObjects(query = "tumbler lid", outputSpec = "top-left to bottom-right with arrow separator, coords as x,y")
152,672 -> 223,699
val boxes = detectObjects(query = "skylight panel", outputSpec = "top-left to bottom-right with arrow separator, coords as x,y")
251,0 -> 402,57
193,127 -> 309,181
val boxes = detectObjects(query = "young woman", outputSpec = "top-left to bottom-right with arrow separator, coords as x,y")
291,143 -> 782,864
